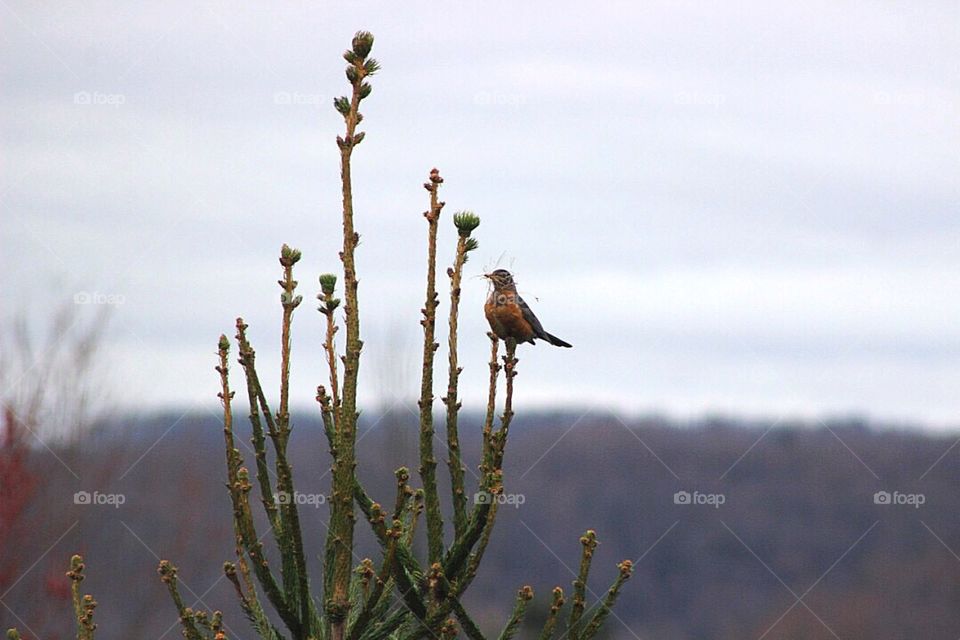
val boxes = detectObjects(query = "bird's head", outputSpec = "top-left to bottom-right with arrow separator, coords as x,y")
484,269 -> 516,289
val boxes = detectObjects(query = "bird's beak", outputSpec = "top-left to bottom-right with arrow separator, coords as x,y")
483,273 -> 492,280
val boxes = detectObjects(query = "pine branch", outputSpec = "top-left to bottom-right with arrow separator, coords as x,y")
497,586 -> 534,640
317,385 -> 336,447
159,560 -> 230,640
415,492 -> 503,639
347,518 -> 402,640
318,273 -> 342,433
450,600 -> 486,640
317,384 -> 339,616
443,340 -> 518,591
492,339 -> 518,471
232,323 -> 302,637
357,610 -> 407,640
453,495 -> 499,592
538,587 -> 566,640
220,339 -> 289,640
442,211 -> 481,539
432,566 -> 486,640
328,30 -> 376,640
224,561 -> 285,640
447,340 -> 514,592
567,530 -> 598,640
438,619 -> 459,640
418,167 -> 446,565
276,245 -> 312,637
478,334 -> 500,479
235,466 -> 299,633
67,555 -> 97,640
579,560 -> 633,640
353,482 -> 428,621
404,488 -> 425,548
442,496 -> 494,587
234,319 -> 280,532
217,334 -> 242,493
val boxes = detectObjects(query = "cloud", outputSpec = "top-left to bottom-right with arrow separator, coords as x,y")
2,0 -> 958,426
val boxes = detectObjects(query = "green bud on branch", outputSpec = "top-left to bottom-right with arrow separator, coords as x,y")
351,31 -> 374,59
453,211 -> 481,235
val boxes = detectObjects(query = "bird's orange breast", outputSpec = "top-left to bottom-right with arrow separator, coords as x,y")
485,292 -> 535,341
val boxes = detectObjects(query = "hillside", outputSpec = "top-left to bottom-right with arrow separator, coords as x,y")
4,411 -> 959,639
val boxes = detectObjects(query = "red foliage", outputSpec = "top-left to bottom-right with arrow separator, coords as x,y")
0,405 -> 39,591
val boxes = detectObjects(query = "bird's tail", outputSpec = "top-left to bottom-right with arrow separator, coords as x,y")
543,332 -> 572,348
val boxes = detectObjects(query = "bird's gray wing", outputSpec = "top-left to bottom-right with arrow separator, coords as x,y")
516,294 -> 547,339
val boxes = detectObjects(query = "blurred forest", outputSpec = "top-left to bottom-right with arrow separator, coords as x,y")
3,409 -> 960,640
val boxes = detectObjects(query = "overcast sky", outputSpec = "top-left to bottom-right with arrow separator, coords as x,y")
2,2 -> 958,427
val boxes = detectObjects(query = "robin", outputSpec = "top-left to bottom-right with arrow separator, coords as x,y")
484,269 -> 572,347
